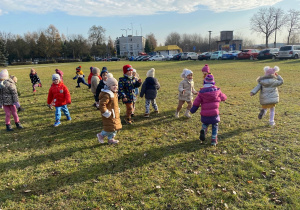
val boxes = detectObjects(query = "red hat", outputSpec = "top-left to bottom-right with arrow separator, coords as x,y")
123,64 -> 133,74
202,64 -> 210,73
76,66 -> 81,71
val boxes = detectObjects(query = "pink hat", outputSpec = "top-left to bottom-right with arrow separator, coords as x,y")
202,64 -> 210,73
0,69 -> 9,80
204,74 -> 215,85
264,66 -> 279,75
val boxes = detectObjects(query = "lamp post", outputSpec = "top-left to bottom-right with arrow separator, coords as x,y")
121,28 -> 131,56
208,31 -> 212,52
273,15 -> 278,48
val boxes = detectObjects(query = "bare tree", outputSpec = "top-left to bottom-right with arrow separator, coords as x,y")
286,9 -> 300,44
88,25 -> 106,45
146,33 -> 157,52
165,32 -> 181,46
250,7 -> 285,48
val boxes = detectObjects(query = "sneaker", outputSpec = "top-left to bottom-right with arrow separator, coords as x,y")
124,118 -> 133,124
33,89 -> 36,93
269,121 -> 275,126
154,110 -> 159,114
144,113 -> 150,118
108,139 -> 119,144
175,111 -> 179,118
211,138 -> 218,146
97,133 -> 105,143
76,86 -> 80,88
15,122 -> 24,129
131,113 -> 135,117
53,121 -> 61,127
6,124 -> 14,131
66,116 -> 71,121
200,129 -> 205,141
184,110 -> 191,118
258,109 -> 265,119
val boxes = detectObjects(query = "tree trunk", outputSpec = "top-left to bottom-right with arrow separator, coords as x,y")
265,35 -> 269,48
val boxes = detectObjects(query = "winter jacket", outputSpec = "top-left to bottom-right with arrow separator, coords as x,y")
178,78 -> 196,101
118,76 -> 142,103
140,77 -> 160,99
29,73 -> 41,85
47,82 -> 71,107
0,78 -> 19,106
251,75 -> 283,105
191,85 -> 227,117
95,80 -> 106,101
99,90 -> 122,132
88,72 -> 93,85
91,75 -> 100,95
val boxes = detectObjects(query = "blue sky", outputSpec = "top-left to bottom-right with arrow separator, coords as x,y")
0,0 -> 299,45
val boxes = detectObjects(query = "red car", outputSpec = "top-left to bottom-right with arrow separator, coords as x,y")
237,49 -> 260,60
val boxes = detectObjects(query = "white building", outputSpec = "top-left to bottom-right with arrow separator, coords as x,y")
118,35 -> 146,56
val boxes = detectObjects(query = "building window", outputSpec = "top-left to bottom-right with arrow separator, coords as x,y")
137,44 -> 139,48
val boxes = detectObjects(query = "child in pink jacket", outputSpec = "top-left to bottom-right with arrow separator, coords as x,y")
190,74 -> 227,146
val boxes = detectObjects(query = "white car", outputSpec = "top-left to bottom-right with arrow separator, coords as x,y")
165,54 -> 174,61
149,55 -> 165,61
181,52 -> 198,60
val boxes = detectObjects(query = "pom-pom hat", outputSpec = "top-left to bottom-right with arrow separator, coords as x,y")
264,66 -> 279,75
204,74 -> 215,85
0,69 -> 9,80
52,74 -> 60,81
202,64 -> 210,73
123,64 -> 133,74
76,66 -> 81,71
146,68 -> 155,77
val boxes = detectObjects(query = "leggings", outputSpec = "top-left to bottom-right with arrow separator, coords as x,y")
3,105 -> 19,125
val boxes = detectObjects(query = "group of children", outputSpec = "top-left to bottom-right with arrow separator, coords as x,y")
0,63 -> 283,146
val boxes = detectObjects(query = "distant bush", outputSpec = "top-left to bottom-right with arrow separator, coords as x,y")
38,60 -> 56,64
11,62 -> 33,65
57,59 -> 81,63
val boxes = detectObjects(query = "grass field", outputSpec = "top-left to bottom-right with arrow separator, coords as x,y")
0,59 -> 299,209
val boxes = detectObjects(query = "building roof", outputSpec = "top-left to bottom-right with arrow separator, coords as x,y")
154,45 -> 182,52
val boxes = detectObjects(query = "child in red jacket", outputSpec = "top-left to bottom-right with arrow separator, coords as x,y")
47,74 -> 71,127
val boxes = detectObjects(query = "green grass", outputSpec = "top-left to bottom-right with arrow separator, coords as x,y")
0,59 -> 299,209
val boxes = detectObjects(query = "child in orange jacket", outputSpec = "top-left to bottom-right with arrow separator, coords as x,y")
47,74 -> 71,127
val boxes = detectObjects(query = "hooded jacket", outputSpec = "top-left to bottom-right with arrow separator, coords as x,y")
0,78 -> 19,106
178,78 -> 196,101
47,82 -> 71,107
140,77 -> 160,99
251,74 -> 283,105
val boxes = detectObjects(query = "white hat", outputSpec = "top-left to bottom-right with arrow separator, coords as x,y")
107,73 -> 114,78
52,74 -> 60,81
146,68 -> 155,77
106,77 -> 118,87
181,68 -> 193,78
0,69 -> 9,80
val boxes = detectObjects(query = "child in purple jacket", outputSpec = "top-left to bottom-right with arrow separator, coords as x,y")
190,74 -> 227,146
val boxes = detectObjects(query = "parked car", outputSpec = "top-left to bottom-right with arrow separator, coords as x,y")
237,49 -> 259,60
257,48 -> 279,60
95,57 -> 103,61
277,45 -> 300,59
165,54 -> 174,61
221,50 -> 241,60
149,55 -> 165,61
142,55 -> 152,61
110,57 -> 120,61
134,56 -> 144,61
172,53 -> 183,60
181,52 -> 198,60
198,52 -> 211,60
210,51 -> 227,60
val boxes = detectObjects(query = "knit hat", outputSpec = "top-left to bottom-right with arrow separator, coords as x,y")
0,69 -> 9,80
92,67 -> 100,75
10,75 -> 18,83
181,68 -> 193,78
100,68 -> 108,77
204,74 -> 215,85
146,68 -> 155,77
52,74 -> 60,81
123,64 -> 133,74
106,77 -> 118,87
202,64 -> 210,73
264,66 -> 279,75
76,66 -> 81,71
107,73 -> 113,79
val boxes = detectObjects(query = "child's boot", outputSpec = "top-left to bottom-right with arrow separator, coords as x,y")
184,109 -> 191,118
15,122 -> 24,129
175,111 -> 179,118
53,121 -> 61,127
6,124 -> 13,131
97,133 -> 105,143
200,129 -> 206,141
258,109 -> 266,119
66,115 -> 71,121
211,137 -> 218,146
108,138 -> 119,144
144,113 -> 150,118
124,118 -> 133,124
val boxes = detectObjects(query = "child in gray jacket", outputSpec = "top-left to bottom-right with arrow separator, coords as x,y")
250,66 -> 283,126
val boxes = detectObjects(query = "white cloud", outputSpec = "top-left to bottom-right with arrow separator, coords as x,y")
0,0 -> 285,16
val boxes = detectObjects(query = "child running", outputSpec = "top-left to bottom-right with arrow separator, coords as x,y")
73,66 -> 89,88
190,74 -> 227,146
97,76 -> 122,144
140,68 -> 160,117
47,74 -> 72,127
175,69 -> 198,118
29,68 -> 42,93
118,64 -> 142,124
250,66 -> 283,126
0,69 -> 24,131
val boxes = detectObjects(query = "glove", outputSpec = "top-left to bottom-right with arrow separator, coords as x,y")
73,76 -> 77,80
13,102 -> 20,109
190,105 -> 199,114
83,75 -> 85,78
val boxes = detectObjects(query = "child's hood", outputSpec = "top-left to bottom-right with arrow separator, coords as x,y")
258,75 -> 278,86
199,86 -> 221,100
